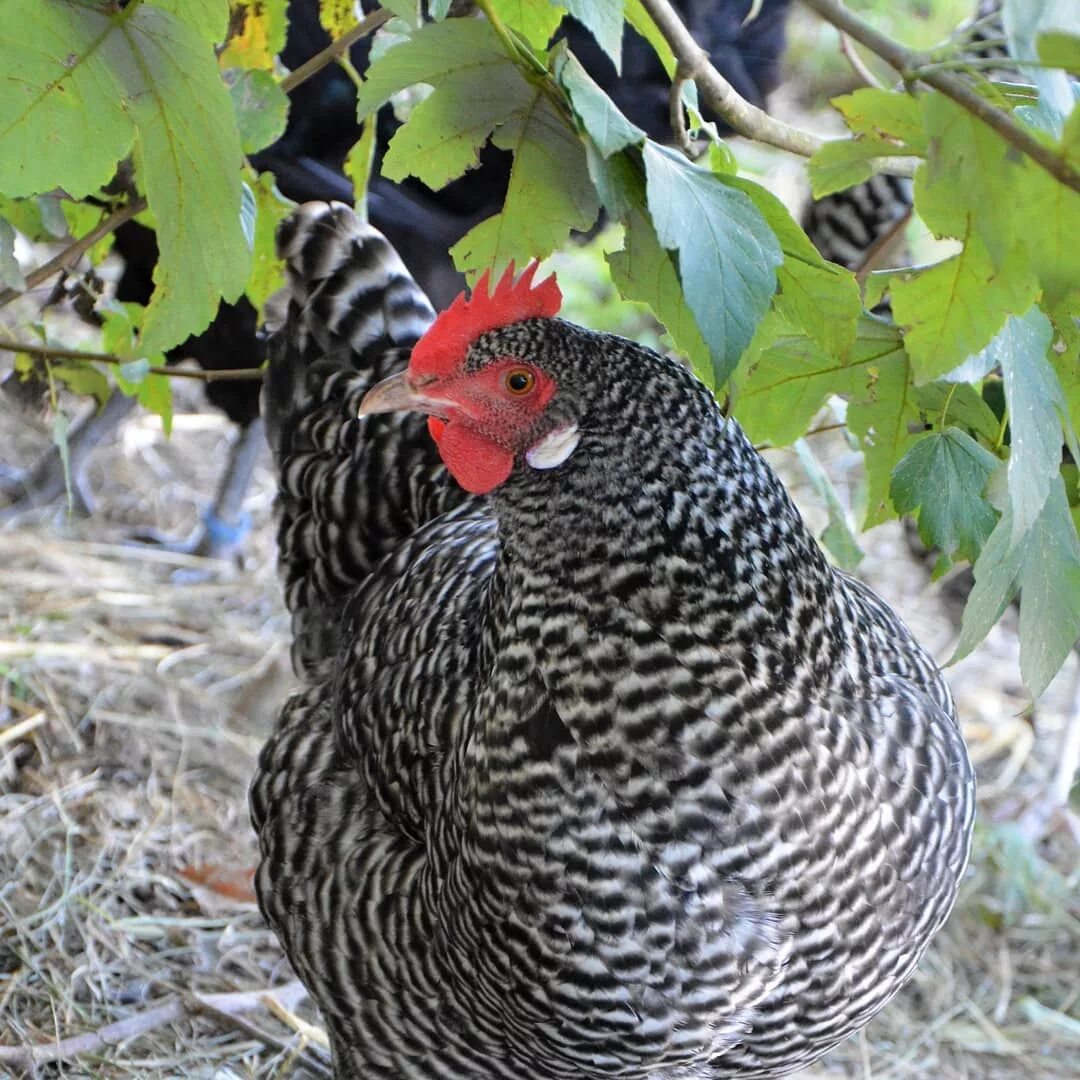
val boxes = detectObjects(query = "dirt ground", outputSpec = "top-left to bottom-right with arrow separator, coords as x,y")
1,376 -> 1077,1079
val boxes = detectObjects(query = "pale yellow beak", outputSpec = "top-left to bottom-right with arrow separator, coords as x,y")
358,371 -> 454,418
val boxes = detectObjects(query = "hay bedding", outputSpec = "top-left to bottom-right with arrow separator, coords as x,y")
0,393 -> 1077,1079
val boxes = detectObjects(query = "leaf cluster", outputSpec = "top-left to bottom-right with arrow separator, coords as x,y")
0,0 -> 1077,695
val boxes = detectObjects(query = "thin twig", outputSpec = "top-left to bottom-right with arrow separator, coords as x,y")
639,0 -> 824,158
0,199 -> 147,310
840,33 -> 887,90
279,8 -> 393,93
669,68 -> 696,159
799,0 -> 1080,195
0,981 -> 310,1068
0,340 -> 264,383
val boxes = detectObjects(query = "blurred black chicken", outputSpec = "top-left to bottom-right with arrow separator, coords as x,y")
0,0 -> 794,556
253,199 -> 974,1078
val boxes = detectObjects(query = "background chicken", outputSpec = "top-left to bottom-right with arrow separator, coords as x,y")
252,200 -> 974,1078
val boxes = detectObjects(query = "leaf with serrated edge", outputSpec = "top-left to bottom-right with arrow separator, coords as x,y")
594,150 -> 709,377
0,2 -> 136,199
555,48 -> 644,158
644,143 -> 781,386
125,6 -> 249,352
562,0 -> 625,72
831,88 -> 926,149
488,0 -> 564,49
381,67 -> 532,190
357,21 -> 507,119
990,308 -> 1075,544
954,479 -> 1080,699
0,4 -> 248,351
847,342 -> 923,527
723,175 -> 861,363
808,136 -> 909,199
451,92 -> 600,277
891,231 -> 1039,384
890,428 -> 1000,564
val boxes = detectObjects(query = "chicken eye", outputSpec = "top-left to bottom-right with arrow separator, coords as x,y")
504,368 -> 535,395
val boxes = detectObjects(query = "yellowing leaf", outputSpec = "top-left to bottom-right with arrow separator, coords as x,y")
319,0 -> 359,39
219,0 -> 288,70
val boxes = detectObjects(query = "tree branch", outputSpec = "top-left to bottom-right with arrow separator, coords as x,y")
0,981 -> 311,1069
0,341 -> 264,382
0,198 -> 147,310
799,0 -> 1080,195
638,0 -> 824,158
279,7 -> 393,93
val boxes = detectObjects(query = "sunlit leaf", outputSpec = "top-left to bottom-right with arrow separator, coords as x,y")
643,143 -> 781,386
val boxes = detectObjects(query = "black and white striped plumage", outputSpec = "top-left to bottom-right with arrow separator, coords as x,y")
252,202 -> 974,1078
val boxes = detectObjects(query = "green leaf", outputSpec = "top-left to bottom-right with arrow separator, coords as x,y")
830,88 -> 927,150
451,92 -> 600,277
49,362 -> 111,405
891,232 -> 1039,383
562,0 -> 625,72
128,7 -> 250,352
359,16 -> 605,286
382,66 -> 532,190
912,381 -> 1003,445
345,118 -> 377,218
890,428 -> 1001,565
954,478 -> 1080,699
0,2 -> 249,353
226,68 -> 289,155
0,218 -> 24,290
594,150 -> 709,376
381,0 -> 422,27
361,19 -> 601,276
113,357 -> 174,436
794,438 -> 864,571
245,170 -> 292,312
555,47 -> 644,157
1038,30 -> 1080,75
148,0 -> 228,43
643,143 -> 781,386
808,136 -> 912,198
0,2 -> 138,198
846,338 -> 924,527
724,174 -> 861,363
357,20 -> 508,118
990,308 -> 1076,542
488,0 -> 564,49
1048,290 -> 1080,443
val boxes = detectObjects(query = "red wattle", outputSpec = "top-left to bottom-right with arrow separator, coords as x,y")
435,422 -> 514,495
428,416 -> 446,442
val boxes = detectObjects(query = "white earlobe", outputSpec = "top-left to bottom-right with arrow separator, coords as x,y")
526,424 -> 580,471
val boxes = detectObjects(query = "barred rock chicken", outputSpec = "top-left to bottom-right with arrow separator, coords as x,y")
252,201 -> 974,1078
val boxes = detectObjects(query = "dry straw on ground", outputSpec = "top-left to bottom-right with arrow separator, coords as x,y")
1,385 -> 1078,1079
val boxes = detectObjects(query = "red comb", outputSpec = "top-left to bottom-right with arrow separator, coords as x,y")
410,261 -> 562,379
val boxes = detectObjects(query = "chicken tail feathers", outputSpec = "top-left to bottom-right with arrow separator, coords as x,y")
262,201 -> 468,678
